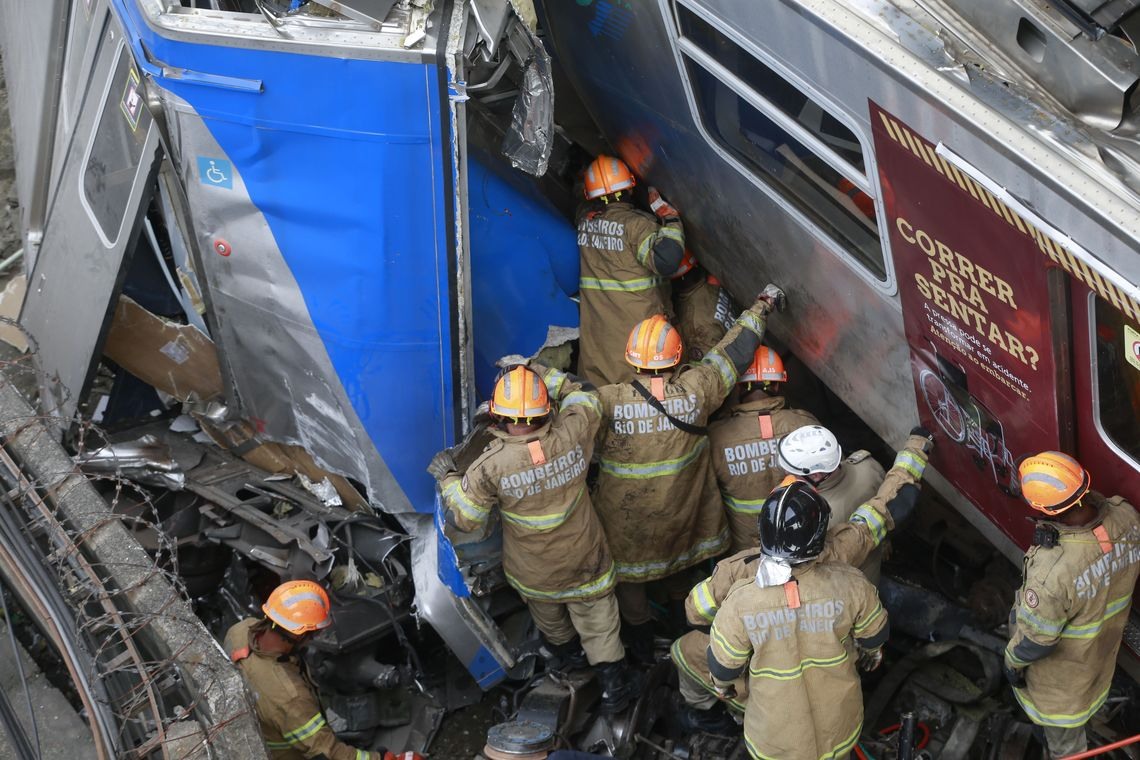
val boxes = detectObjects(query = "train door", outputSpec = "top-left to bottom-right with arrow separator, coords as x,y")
1071,285 -> 1140,510
20,6 -> 162,421
871,104 -> 1072,550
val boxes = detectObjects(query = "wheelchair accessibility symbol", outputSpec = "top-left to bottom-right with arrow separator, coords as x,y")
197,157 -> 233,190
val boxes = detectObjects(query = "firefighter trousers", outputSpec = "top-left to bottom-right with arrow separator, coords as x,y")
527,593 -> 624,665
1043,726 -> 1086,758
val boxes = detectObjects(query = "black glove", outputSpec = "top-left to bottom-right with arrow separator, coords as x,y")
427,450 -> 457,481
909,425 -> 935,453
858,647 -> 884,672
886,484 -> 920,527
1003,663 -> 1027,689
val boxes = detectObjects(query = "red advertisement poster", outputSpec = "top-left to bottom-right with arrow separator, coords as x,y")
870,102 -> 1058,546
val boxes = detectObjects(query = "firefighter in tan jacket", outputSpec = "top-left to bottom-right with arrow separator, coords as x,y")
429,365 -> 637,713
592,289 -> 786,651
577,155 -> 686,386
707,480 -> 890,760
671,252 -> 735,363
779,424 -> 919,582
1003,452 -> 1140,759
709,346 -> 819,552
672,428 -> 932,724
224,581 -> 422,760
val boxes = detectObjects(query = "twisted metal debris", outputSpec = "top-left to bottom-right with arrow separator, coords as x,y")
0,326 -> 267,760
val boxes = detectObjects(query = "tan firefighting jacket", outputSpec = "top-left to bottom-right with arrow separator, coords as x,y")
1005,495 -> 1140,729
674,275 -> 735,362
709,396 -> 820,552
820,451 -> 888,580
672,436 -> 929,705
593,304 -> 770,582
440,369 -> 615,602
577,202 -> 683,386
224,619 -> 381,760
709,561 -> 889,760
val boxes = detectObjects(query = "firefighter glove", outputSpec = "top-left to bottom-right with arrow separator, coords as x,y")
758,284 -> 787,313
1003,663 -> 1027,689
647,186 -> 680,220
909,425 -> 935,453
857,647 -> 884,672
427,450 -> 458,481
711,680 -> 737,701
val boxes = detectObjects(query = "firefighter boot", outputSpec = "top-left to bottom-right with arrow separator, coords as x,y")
596,658 -> 640,714
540,636 -> 589,673
626,620 -> 656,666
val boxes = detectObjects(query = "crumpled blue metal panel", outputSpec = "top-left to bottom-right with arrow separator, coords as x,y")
111,0 -> 456,516
468,152 -> 579,399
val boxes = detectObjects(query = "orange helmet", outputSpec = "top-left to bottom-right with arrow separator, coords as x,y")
625,315 -> 683,371
490,365 -> 550,421
740,346 -> 787,386
1018,451 -> 1090,515
583,155 -> 636,200
671,249 -> 697,279
263,580 -> 332,635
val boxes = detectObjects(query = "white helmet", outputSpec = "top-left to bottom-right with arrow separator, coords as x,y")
778,425 -> 842,476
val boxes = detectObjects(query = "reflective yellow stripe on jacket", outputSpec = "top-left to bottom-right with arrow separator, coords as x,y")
1060,594 -> 1132,639
265,712 -> 327,749
579,275 -> 664,292
851,503 -> 888,544
892,449 -> 927,479
748,651 -> 849,680
600,438 -> 708,479
504,562 -> 616,601
690,579 -> 718,622
723,494 -> 766,515
501,485 -> 585,531
615,527 -> 728,580
442,480 -> 490,523
668,638 -> 747,711
1014,683 -> 1112,728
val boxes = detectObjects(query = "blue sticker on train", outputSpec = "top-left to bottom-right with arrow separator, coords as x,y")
197,157 -> 233,189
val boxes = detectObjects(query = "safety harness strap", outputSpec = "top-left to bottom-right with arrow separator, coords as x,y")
630,380 -> 707,436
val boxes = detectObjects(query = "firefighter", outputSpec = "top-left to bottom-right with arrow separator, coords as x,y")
778,424 -> 907,581
709,346 -> 819,552
592,287 -> 786,658
707,480 -> 890,760
671,251 -> 736,363
1003,452 -> 1140,759
428,365 -> 637,713
577,154 -> 686,386
672,428 -> 932,727
224,580 -> 424,760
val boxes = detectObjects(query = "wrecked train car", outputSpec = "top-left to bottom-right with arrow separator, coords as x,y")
1,0 -> 1140,757
538,0 -> 1140,662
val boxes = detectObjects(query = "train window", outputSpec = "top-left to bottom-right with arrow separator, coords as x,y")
1094,296 -> 1140,463
672,4 -> 885,280
82,46 -> 153,245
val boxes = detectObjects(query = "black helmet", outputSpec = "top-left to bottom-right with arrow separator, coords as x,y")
758,479 -> 830,563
